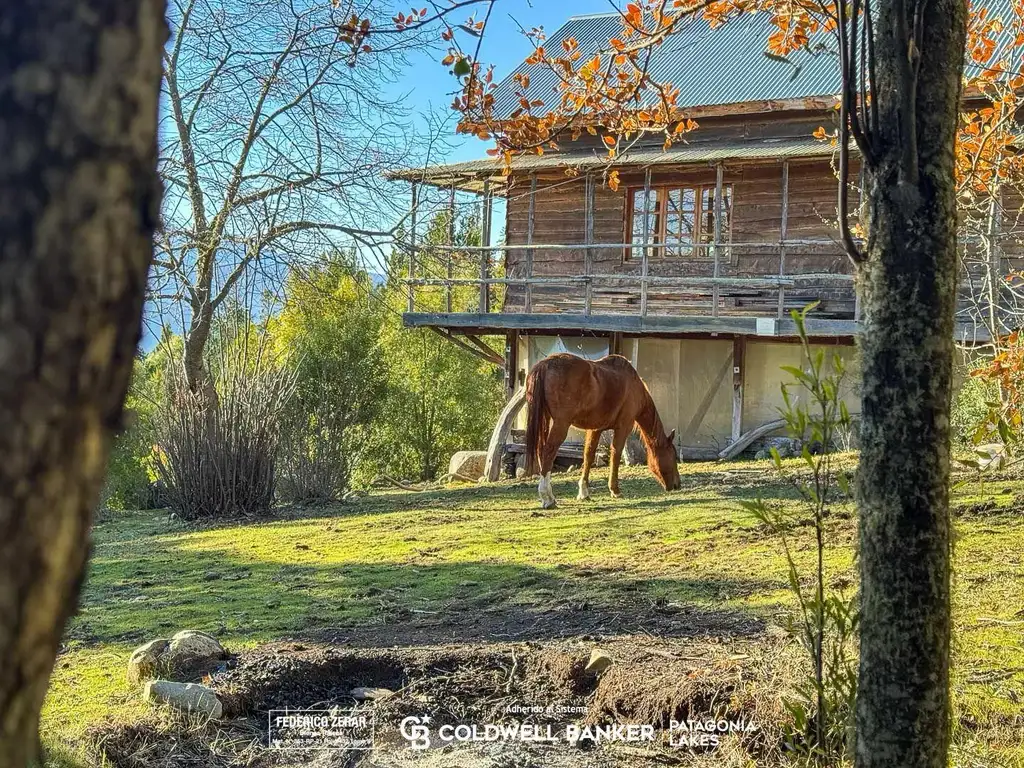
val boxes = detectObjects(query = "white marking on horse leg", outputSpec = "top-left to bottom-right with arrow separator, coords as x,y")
577,478 -> 591,501
540,473 -> 557,509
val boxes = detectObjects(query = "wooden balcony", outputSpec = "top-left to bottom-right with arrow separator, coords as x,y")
402,239 -> 862,338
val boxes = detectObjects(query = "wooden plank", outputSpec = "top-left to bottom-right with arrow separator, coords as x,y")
464,334 -> 504,365
713,163 -> 724,317
403,312 -> 862,337
428,327 -> 503,367
505,330 -> 519,397
504,442 -> 590,460
484,389 -> 528,482
447,186 -> 455,313
778,161 -> 789,319
718,419 -> 786,461
641,168 -> 652,317
584,173 -> 594,316
526,173 -> 536,313
408,182 -> 418,313
480,180 -> 491,313
731,336 -> 745,443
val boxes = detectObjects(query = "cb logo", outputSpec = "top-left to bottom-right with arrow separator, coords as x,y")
400,715 -> 432,750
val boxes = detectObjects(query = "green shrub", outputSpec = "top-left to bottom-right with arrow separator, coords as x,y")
951,369 -> 998,447
99,416 -> 154,511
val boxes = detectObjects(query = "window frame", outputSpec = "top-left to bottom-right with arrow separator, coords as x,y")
624,182 -> 733,261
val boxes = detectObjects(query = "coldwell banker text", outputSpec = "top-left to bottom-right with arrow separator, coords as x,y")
398,716 -> 758,750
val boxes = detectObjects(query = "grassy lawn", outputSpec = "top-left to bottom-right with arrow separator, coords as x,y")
43,460 -> 1024,766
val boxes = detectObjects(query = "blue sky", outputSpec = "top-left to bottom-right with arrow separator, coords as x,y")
390,0 -> 606,164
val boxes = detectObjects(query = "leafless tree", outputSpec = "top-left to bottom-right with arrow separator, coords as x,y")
156,0 -> 427,391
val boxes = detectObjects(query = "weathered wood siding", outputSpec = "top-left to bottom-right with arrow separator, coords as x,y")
499,108 -> 858,316
504,156 -> 857,317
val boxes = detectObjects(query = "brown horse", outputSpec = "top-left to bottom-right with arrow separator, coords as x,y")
525,353 -> 681,508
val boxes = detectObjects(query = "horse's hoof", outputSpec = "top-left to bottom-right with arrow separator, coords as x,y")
609,490 -> 622,499
576,493 -> 590,501
541,498 -> 557,510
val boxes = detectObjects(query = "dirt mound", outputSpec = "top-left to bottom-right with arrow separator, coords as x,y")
89,637 -> 787,768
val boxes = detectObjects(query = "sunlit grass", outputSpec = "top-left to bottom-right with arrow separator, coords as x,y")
42,459 -> 1024,766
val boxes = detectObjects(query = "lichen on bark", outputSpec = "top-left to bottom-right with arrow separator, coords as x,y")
0,1 -> 166,763
855,2 -> 967,767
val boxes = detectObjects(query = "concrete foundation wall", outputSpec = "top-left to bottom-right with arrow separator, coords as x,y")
742,341 -> 860,435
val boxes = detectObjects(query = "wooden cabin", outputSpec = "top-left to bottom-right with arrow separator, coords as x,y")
391,9 -> 1012,463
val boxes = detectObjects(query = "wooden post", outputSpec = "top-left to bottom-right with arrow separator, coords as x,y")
731,336 -> 745,444
640,168 -> 652,317
484,389 -> 528,482
408,181 -> 418,313
778,161 -> 789,319
505,330 -> 519,398
446,186 -> 455,313
480,180 -> 492,313
611,332 -> 623,356
584,173 -> 594,316
526,173 -> 536,313
712,163 -> 724,317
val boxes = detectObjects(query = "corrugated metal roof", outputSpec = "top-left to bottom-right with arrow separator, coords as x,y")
490,0 -> 1015,118
394,0 -> 1018,191
491,12 -> 839,118
390,136 -> 839,192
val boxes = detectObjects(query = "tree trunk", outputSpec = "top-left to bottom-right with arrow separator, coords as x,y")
0,1 -> 165,764
856,4 -> 967,767
184,297 -> 214,394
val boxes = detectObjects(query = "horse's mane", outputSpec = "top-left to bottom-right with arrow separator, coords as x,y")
634,384 -> 667,452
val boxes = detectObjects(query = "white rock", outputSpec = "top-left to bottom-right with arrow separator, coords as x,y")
350,686 -> 394,701
448,450 -> 487,480
585,648 -> 613,675
144,680 -> 223,720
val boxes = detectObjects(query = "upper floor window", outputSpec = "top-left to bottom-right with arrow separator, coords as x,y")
628,183 -> 732,258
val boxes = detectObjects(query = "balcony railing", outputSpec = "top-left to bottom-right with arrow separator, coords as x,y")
403,239 -> 859,321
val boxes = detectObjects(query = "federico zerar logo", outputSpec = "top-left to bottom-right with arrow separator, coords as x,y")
399,715 -> 432,750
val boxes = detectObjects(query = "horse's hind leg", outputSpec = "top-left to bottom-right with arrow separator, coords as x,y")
577,430 -> 600,501
537,420 -> 569,509
608,428 -> 629,498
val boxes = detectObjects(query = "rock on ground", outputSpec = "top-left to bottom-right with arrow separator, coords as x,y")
127,629 -> 229,685
127,639 -> 170,685
144,680 -> 223,720
585,648 -> 613,675
449,450 -> 487,480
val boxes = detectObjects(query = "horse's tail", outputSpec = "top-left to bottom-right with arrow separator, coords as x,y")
524,364 -> 547,475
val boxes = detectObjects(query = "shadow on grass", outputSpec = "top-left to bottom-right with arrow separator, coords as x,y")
71,538 -> 779,652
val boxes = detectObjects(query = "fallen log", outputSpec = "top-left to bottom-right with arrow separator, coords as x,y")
717,419 -> 787,461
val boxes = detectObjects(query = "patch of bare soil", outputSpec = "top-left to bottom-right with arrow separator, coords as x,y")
89,634 -> 790,768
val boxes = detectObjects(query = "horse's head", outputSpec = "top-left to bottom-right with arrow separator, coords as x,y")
648,429 -> 681,491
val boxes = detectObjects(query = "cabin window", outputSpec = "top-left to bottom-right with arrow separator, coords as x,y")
628,184 -> 732,258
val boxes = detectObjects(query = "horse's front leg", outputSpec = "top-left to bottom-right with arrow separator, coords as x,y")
577,430 -> 600,501
608,428 -> 629,499
538,420 -> 570,509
